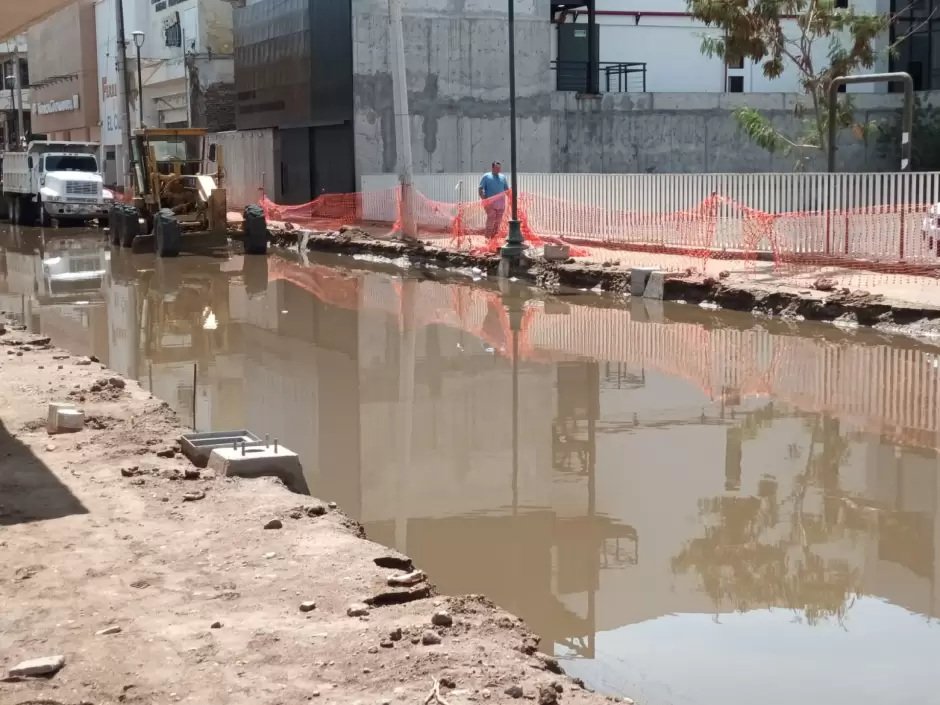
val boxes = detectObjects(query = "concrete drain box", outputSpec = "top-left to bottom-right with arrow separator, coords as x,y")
180,430 -> 264,468
207,443 -> 307,494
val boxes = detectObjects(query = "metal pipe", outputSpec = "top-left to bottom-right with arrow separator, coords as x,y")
828,73 -> 913,172
501,0 -> 524,265
135,44 -> 144,128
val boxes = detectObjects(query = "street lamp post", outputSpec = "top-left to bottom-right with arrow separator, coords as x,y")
500,0 -> 525,272
132,31 -> 145,128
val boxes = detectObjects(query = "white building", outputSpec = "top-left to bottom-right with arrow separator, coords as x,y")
555,0 -> 893,94
94,0 -> 235,186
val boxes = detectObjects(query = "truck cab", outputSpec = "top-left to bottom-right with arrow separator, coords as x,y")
2,141 -> 113,227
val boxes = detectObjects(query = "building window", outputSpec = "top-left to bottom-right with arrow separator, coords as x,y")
727,75 -> 744,92
890,0 -> 940,90
18,58 -> 28,87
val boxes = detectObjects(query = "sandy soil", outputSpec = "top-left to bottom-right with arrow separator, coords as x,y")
0,319 -> 619,705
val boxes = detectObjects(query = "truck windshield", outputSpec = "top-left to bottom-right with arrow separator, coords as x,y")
44,155 -> 98,173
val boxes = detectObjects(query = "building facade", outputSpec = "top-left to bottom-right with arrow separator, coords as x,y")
27,1 -> 101,143
566,0 -> 892,95
0,36 -> 32,150
94,0 -> 235,186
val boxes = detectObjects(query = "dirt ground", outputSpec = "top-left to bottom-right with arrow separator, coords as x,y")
0,320 -> 619,705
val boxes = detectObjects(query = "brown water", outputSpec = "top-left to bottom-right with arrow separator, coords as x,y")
3,225 -> 940,705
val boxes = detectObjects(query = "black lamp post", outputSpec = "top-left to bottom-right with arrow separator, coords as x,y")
501,0 -> 525,268
132,31 -> 145,128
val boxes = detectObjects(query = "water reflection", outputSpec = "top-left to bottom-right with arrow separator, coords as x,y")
2,228 -> 939,705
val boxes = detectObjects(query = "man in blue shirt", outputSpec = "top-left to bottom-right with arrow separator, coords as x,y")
478,161 -> 509,239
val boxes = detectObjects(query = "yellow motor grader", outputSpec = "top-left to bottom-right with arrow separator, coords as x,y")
109,128 -> 228,257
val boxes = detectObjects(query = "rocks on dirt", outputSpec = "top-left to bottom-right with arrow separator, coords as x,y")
183,468 -> 201,480
328,501 -> 337,509
538,684 -> 559,705
8,654 -> 66,678
504,684 -> 524,699
380,640 -> 394,648
156,448 -> 177,458
537,654 -> 562,674
387,569 -> 426,587
814,277 -> 837,292
421,629 -> 442,646
430,610 -> 453,627
440,676 -> 457,689
96,625 -> 122,636
299,601 -> 317,613
346,603 -> 370,617
264,519 -> 284,530
373,555 -> 414,572
388,627 -> 403,641
109,377 -> 127,389
182,490 -> 206,502
75,359 -> 92,366
89,355 -> 100,363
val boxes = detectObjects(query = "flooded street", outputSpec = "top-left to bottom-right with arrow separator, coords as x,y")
3,224 -> 940,705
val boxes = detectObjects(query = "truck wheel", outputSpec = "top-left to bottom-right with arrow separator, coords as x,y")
38,202 -> 50,229
154,208 -> 181,258
242,204 -> 269,255
121,206 -> 141,248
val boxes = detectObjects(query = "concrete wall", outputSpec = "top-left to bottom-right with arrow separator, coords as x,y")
550,91 -> 907,174
351,0 -> 906,176
352,0 -> 555,177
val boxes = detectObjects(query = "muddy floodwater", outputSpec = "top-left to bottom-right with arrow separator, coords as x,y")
3,225 -> 940,705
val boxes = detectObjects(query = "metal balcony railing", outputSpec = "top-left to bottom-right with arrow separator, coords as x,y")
551,61 -> 647,93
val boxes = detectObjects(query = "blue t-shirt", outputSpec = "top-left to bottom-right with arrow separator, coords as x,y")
479,172 -> 509,202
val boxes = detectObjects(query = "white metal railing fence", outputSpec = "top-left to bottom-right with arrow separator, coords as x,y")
360,171 -> 940,264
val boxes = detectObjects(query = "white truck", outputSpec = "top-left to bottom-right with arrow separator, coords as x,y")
2,141 -> 114,227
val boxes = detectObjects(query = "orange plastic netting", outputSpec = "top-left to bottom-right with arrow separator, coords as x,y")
259,186 -> 940,284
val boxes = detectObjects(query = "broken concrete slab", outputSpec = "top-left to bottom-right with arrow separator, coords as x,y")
643,271 -> 665,300
9,654 -> 66,677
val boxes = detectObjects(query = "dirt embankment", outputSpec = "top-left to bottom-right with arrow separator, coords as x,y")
269,226 -> 940,339
0,321 -> 621,705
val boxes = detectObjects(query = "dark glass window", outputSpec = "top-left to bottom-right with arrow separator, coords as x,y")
890,0 -> 940,90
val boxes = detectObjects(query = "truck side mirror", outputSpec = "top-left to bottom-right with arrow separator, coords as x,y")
207,144 -> 217,162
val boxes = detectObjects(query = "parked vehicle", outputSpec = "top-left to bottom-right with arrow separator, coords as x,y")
2,141 -> 113,227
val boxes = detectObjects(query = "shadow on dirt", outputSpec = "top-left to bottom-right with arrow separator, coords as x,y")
0,419 -> 88,527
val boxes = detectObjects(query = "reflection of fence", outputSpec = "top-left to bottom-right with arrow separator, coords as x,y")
268,255 -> 940,447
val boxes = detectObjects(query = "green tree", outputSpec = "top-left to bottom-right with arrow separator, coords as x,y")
687,0 -> 907,168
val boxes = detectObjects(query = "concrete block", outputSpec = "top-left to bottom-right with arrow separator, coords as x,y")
46,402 -> 73,433
208,444 -> 308,494
9,655 -> 66,677
47,403 -> 84,434
643,271 -> 666,300
630,267 -> 658,296
543,244 -> 570,261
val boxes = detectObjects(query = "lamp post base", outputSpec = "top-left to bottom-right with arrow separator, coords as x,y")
499,219 -> 526,277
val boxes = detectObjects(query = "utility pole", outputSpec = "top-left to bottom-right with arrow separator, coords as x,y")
115,0 -> 134,191
388,0 -> 416,238
13,35 -> 24,145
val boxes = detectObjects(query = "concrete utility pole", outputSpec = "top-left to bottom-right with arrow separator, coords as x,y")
115,0 -> 134,191
13,35 -> 24,144
388,0 -> 416,238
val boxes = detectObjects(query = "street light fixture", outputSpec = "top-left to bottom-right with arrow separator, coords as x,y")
131,31 -> 145,128
500,0 -> 525,272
